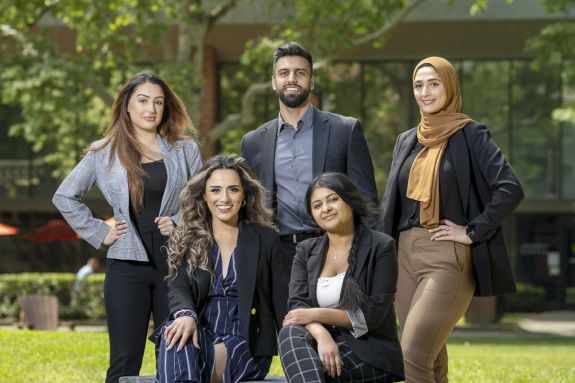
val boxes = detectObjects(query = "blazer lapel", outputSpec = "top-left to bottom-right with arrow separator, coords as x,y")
308,235 -> 328,307
236,222 -> 259,322
447,130 -> 470,217
312,108 -> 330,177
390,129 -> 418,183
260,121 -> 278,195
158,135 -> 177,215
351,229 -> 372,280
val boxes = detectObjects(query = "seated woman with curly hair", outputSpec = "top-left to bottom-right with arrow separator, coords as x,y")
155,154 -> 289,383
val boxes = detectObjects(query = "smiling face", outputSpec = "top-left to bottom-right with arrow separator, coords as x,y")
204,169 -> 245,227
272,55 -> 314,109
127,82 -> 165,134
413,65 -> 447,114
309,187 -> 354,234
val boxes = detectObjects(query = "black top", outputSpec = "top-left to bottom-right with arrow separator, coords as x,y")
130,160 -> 167,233
397,140 -> 466,231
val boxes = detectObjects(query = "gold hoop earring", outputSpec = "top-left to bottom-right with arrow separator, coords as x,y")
241,200 -> 246,206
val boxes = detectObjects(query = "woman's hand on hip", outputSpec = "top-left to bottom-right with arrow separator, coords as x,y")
102,219 -> 127,246
283,308 -> 316,326
165,316 -> 199,351
316,332 -> 342,378
155,216 -> 175,236
428,219 -> 472,244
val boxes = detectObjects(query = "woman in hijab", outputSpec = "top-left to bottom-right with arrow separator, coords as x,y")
378,56 -> 524,382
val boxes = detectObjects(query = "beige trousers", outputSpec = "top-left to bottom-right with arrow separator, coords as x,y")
396,227 -> 475,383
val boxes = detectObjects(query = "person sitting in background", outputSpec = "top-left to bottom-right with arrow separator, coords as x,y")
74,256 -> 101,291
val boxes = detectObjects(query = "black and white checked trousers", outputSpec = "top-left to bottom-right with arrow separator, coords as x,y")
279,324 -> 394,383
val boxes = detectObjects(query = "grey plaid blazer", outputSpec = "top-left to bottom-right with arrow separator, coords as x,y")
52,135 -> 202,262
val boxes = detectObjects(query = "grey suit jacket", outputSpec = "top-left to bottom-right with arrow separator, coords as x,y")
52,135 -> 202,261
240,106 -> 378,209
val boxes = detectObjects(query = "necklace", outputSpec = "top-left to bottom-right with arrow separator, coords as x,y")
330,247 -> 350,260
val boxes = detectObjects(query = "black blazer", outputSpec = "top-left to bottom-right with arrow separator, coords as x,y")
240,106 -> 378,206
379,123 -> 524,296
289,228 -> 404,381
168,222 -> 290,356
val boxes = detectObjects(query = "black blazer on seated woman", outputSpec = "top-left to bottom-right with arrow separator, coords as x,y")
379,122 -> 524,296
289,227 -> 404,380
167,221 -> 290,356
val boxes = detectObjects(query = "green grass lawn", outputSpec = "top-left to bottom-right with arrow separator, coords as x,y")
1,330 -> 574,382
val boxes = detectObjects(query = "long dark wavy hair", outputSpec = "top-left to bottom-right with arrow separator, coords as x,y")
166,154 -> 275,282
305,172 -> 379,312
92,72 -> 197,215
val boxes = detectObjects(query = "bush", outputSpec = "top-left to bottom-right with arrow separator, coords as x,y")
505,282 -> 546,312
0,273 -> 105,320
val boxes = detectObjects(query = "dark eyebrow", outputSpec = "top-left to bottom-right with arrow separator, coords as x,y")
135,94 -> 164,99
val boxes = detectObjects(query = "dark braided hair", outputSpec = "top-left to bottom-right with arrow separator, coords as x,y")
305,172 -> 378,312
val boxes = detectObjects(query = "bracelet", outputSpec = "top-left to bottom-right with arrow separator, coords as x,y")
173,309 -> 198,322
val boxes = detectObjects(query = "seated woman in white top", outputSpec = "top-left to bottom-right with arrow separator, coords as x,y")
278,172 -> 404,383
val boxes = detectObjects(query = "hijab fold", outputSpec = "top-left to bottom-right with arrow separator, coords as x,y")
406,57 -> 473,228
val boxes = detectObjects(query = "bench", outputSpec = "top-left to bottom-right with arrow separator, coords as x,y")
119,376 -> 287,382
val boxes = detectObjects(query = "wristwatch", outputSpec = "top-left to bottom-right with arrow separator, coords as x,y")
465,225 -> 476,243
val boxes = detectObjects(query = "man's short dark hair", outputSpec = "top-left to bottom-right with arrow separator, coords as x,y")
273,42 -> 313,73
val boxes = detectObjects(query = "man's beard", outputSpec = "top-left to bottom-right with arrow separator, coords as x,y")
276,86 -> 311,108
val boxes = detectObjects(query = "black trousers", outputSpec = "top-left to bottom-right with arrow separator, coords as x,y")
279,324 -> 394,383
104,230 -> 169,383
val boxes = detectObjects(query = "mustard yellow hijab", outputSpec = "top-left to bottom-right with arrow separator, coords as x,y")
406,57 -> 473,228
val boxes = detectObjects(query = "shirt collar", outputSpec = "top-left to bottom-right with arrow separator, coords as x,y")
277,104 -> 314,134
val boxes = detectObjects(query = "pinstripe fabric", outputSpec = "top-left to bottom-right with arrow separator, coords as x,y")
52,135 -> 201,261
279,325 -> 394,383
157,247 -> 272,383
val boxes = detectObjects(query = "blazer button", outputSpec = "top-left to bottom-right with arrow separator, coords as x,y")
251,308 -> 256,315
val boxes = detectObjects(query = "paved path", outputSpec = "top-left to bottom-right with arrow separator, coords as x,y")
2,311 -> 575,338
452,310 -> 575,339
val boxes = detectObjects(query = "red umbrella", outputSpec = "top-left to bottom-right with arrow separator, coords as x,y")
23,219 -> 79,242
0,222 -> 19,236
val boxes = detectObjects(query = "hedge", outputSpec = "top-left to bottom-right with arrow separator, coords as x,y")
0,273 -> 105,320
505,282 -> 546,312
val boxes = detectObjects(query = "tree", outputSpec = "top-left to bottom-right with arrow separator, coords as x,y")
0,0 -> 488,178
526,0 -> 575,124
0,0 -> 238,177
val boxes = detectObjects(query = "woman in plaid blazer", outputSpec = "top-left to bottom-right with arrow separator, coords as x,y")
279,173 -> 404,383
52,72 -> 201,383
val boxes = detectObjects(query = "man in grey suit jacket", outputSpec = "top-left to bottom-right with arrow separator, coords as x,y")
241,42 -> 377,262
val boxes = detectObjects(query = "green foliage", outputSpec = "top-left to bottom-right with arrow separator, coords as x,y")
505,282 -> 546,312
526,1 -> 575,126
0,273 -> 105,320
276,0 -> 407,56
0,0 -> 217,177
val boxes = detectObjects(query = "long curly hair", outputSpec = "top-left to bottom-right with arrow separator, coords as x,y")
305,172 -> 379,313
92,72 -> 197,215
166,153 -> 275,282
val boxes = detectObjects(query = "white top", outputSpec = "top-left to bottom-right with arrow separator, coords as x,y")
316,271 -> 369,339
317,272 -> 346,308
